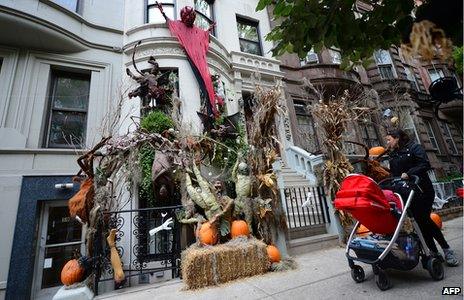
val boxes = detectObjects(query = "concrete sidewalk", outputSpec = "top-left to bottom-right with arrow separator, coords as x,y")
97,217 -> 463,300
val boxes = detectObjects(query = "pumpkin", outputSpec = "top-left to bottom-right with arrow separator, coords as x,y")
198,222 -> 218,245
61,259 -> 85,286
266,245 -> 281,263
231,220 -> 250,238
369,146 -> 386,156
356,224 -> 371,237
430,213 -> 442,229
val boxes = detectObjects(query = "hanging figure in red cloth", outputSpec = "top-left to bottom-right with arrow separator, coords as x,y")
156,2 -> 224,122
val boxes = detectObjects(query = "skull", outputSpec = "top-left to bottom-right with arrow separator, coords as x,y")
180,6 -> 196,27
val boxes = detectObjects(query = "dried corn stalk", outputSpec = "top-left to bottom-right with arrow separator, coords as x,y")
401,20 -> 453,62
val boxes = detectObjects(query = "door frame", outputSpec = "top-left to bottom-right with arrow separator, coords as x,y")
32,200 -> 86,299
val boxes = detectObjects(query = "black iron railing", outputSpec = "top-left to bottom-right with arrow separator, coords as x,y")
93,205 -> 183,295
283,186 -> 331,229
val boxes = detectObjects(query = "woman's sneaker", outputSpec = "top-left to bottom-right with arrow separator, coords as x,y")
443,249 -> 459,267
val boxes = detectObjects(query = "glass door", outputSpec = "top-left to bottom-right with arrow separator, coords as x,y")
33,201 -> 84,299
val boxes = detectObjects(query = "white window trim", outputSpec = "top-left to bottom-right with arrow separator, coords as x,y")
442,122 -> 458,155
425,119 -> 440,153
374,50 -> 397,80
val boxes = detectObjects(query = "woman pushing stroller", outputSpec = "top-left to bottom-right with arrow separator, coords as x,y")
385,129 -> 459,267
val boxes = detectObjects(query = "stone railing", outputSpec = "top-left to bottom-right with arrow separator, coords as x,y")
285,146 -> 324,185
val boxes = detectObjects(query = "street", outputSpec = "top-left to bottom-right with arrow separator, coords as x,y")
97,217 -> 463,300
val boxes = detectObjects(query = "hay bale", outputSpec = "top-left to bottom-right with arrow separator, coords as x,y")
181,237 -> 270,289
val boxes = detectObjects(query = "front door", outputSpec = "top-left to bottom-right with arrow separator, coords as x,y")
33,201 -> 85,300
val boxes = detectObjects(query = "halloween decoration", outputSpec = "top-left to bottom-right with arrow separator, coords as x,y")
401,20 -> 453,62
346,141 -> 390,183
68,178 -> 94,224
61,259 -> 85,286
181,237 -> 269,289
428,76 -> 463,123
266,245 -> 281,263
107,229 -> 126,288
231,220 -> 250,238
198,222 -> 218,245
430,212 -> 443,229
369,146 -> 386,157
232,158 -> 253,233
151,151 -> 175,206
126,42 -> 172,107
356,224 -> 371,237
156,2 -> 223,119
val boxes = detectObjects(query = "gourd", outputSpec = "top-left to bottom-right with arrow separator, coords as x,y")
266,245 -> 281,263
368,146 -> 386,156
231,220 -> 250,238
61,259 -> 85,286
198,222 -> 218,245
430,213 -> 442,229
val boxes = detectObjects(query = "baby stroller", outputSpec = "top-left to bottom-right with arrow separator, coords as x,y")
334,174 -> 444,290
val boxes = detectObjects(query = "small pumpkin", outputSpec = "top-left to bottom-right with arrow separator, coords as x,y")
231,220 -> 250,238
356,224 -> 371,237
198,222 -> 218,245
61,259 -> 85,286
369,146 -> 386,156
266,245 -> 281,263
430,212 -> 442,229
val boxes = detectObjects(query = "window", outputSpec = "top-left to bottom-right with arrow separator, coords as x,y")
329,49 -> 341,64
294,101 -> 319,152
300,49 -> 318,66
236,17 -> 262,56
148,0 -> 174,24
428,68 -> 444,83
52,0 -> 79,12
425,119 -> 440,152
440,121 -> 458,155
404,66 -> 419,90
194,0 -> 214,34
44,70 -> 90,148
374,50 -> 396,80
358,120 -> 381,148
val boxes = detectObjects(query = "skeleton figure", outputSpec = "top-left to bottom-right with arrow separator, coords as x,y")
126,44 -> 172,106
232,158 -> 253,233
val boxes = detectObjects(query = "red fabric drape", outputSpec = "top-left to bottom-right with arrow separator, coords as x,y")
168,20 -> 223,117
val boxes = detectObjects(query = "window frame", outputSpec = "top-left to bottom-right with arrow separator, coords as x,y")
146,0 -> 176,24
328,49 -> 341,64
194,0 -> 215,35
52,0 -> 81,13
236,16 -> 263,56
440,121 -> 458,155
404,66 -> 419,90
428,68 -> 444,83
424,119 -> 441,153
300,49 -> 319,66
374,50 -> 397,80
43,70 -> 90,149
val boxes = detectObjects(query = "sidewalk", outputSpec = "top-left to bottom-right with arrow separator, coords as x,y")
97,217 -> 463,300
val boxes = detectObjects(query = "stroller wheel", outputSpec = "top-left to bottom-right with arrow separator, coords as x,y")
375,270 -> 391,291
427,257 -> 444,281
351,265 -> 365,283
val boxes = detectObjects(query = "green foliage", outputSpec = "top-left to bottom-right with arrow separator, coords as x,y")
256,0 -> 462,65
453,46 -> 463,76
140,110 -> 174,134
138,145 -> 155,206
437,172 -> 462,183
138,111 -> 175,206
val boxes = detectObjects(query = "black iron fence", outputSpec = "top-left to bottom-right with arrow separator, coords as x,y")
93,205 -> 183,295
283,186 -> 331,229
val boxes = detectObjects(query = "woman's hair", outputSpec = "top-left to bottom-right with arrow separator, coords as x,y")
386,129 -> 411,149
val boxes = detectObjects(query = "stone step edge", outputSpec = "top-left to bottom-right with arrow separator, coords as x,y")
288,233 -> 339,248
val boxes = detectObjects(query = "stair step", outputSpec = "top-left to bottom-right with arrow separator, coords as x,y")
288,233 -> 339,256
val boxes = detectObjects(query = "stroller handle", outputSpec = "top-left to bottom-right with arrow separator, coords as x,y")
378,175 -> 420,186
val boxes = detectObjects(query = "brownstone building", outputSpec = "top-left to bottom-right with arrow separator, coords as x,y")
280,46 -> 463,179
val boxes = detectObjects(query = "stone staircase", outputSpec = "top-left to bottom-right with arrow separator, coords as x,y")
278,164 -> 339,255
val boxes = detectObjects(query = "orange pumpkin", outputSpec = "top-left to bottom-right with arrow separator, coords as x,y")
267,245 -> 281,263
61,259 -> 85,286
430,213 -> 442,229
231,220 -> 250,238
356,224 -> 371,237
198,222 -> 218,245
369,146 -> 386,156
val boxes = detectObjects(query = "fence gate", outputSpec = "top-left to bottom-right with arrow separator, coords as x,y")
93,205 -> 183,295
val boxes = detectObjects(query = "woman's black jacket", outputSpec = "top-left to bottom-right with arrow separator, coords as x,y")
388,141 -> 434,195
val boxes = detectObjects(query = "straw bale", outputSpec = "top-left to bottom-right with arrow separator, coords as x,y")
181,237 -> 270,289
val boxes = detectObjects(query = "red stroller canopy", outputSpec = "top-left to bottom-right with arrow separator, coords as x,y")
334,174 -> 402,235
